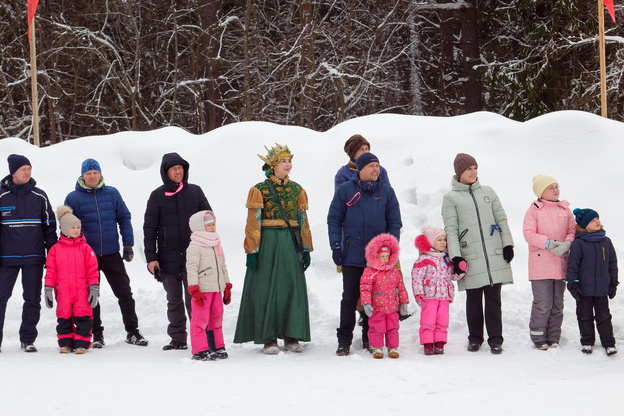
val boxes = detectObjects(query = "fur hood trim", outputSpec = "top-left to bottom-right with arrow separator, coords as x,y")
365,233 -> 400,269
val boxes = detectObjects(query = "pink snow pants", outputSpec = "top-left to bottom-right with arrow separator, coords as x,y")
190,292 -> 225,354
419,299 -> 450,344
368,311 -> 400,348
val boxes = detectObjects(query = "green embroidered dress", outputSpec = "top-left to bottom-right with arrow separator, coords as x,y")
233,175 -> 313,344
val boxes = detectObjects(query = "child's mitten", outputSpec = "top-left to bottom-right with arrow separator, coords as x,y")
44,286 -> 54,309
414,294 -> 426,306
223,283 -> 233,305
399,304 -> 409,316
567,281 -> 582,302
188,284 -> 206,307
88,284 -> 99,308
363,303 -> 374,317
609,282 -> 618,299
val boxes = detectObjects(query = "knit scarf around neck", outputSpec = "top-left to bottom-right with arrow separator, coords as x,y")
190,231 -> 223,256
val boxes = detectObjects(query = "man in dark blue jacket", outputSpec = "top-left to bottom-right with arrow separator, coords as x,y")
143,153 -> 213,350
0,155 -> 57,353
327,153 -> 402,356
65,159 -> 147,348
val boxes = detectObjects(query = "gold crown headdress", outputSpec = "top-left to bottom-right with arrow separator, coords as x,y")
258,143 -> 293,168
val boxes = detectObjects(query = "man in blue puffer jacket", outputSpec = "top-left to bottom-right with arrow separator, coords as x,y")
328,153 -> 402,356
0,155 -> 57,353
65,159 -> 147,348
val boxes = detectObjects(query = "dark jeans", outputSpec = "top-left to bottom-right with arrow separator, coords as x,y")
0,264 -> 43,346
163,268 -> 215,349
93,253 -> 139,334
576,296 -> 615,348
466,283 -> 503,347
337,266 -> 369,345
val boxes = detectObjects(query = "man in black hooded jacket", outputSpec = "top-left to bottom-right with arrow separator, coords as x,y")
143,153 -> 213,350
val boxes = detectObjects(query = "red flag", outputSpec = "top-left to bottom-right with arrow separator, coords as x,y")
27,0 -> 39,27
604,0 -> 616,23
27,0 -> 39,42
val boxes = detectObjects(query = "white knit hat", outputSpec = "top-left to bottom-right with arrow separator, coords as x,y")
533,175 -> 557,198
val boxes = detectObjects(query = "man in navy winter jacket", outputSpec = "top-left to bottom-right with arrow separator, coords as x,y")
0,155 -> 57,353
143,153 -> 213,350
65,158 -> 147,348
327,153 -> 402,356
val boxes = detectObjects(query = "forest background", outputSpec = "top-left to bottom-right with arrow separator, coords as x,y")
1,0 -> 623,145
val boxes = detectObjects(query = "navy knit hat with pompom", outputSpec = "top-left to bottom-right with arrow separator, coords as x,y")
573,208 -> 599,229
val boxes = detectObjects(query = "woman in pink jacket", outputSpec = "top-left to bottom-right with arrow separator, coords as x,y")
44,206 -> 99,354
523,175 -> 576,350
360,233 -> 409,359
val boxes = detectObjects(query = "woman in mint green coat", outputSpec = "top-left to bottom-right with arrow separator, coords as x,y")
441,153 -> 514,354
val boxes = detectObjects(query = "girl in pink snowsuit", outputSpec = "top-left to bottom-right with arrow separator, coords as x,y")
412,226 -> 465,355
360,233 -> 409,359
44,206 -> 99,354
186,210 -> 232,361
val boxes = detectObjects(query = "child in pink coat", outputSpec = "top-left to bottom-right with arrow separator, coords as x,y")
360,233 -> 409,359
412,226 -> 464,355
186,210 -> 232,361
44,206 -> 99,354
523,175 -> 575,350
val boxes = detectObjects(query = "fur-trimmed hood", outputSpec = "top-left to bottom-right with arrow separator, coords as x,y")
365,233 -> 400,270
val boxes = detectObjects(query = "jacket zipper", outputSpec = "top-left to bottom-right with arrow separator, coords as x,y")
469,185 -> 494,286
212,248 -> 222,292
93,189 -> 103,256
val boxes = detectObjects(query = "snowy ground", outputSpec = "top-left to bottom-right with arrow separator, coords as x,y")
1,111 -> 624,414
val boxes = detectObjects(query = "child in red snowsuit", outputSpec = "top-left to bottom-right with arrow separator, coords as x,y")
44,206 -> 99,354
360,233 -> 409,359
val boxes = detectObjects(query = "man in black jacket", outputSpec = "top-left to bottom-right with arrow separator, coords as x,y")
143,153 -> 213,350
0,155 -> 57,353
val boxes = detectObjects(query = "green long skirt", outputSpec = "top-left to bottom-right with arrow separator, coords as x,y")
233,228 -> 311,344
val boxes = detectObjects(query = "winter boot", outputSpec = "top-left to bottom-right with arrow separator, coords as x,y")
92,332 -> 105,349
606,346 -> 617,356
581,345 -> 593,354
215,347 -> 229,359
263,340 -> 279,355
284,336 -> 303,353
20,342 -> 37,353
59,346 -> 72,354
388,348 -> 399,359
336,343 -> 350,356
126,330 -> 149,346
372,347 -> 384,359
162,341 -> 188,350
424,343 -> 435,356
435,341 -> 445,355
534,342 -> 549,350
75,347 -> 87,354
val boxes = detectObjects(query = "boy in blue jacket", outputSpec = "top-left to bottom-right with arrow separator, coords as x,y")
566,208 -> 618,356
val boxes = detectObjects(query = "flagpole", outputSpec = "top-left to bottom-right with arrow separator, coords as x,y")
598,0 -> 607,118
29,21 -> 40,147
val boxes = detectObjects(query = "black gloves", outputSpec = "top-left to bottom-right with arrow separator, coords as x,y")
123,245 -> 134,262
332,248 -> 343,266
153,265 -> 165,283
609,282 -> 618,299
452,257 -> 467,275
503,245 -> 514,263
567,281 -> 582,302
246,253 -> 259,270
